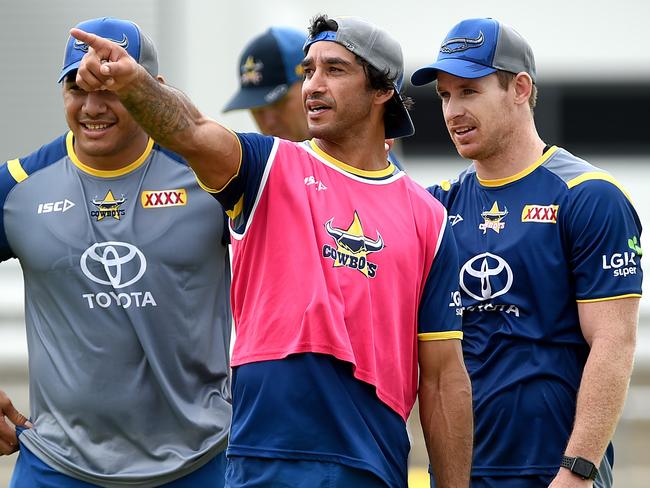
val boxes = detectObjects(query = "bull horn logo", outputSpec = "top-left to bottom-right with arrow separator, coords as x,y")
440,32 -> 485,54
74,34 -> 129,53
323,211 -> 384,278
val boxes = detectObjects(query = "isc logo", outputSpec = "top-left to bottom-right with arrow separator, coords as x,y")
37,199 -> 75,214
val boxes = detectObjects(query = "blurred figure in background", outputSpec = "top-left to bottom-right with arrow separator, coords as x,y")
224,26 -> 404,169
223,26 -> 309,142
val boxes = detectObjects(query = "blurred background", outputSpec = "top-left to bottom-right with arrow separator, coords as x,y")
1,0 -> 648,485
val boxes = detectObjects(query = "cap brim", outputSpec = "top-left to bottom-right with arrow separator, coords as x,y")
411,59 -> 497,86
58,62 -> 81,83
385,88 -> 415,139
222,84 -> 289,112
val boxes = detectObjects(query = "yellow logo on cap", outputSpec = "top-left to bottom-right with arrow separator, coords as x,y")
241,56 -> 264,86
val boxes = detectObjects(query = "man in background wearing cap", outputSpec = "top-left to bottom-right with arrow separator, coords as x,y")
71,12 -> 473,488
223,26 -> 310,142
412,17 -> 642,488
223,26 -> 405,173
0,17 -> 232,487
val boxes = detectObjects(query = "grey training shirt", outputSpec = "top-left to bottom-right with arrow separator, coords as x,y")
0,132 -> 232,487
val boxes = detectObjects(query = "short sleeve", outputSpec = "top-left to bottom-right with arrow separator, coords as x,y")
209,132 -> 275,233
565,179 -> 643,301
417,221 -> 463,340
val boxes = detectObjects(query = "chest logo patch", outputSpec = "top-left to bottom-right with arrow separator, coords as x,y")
37,199 -> 75,214
479,201 -> 508,234
460,252 -> 513,301
521,204 -> 559,223
448,214 -> 463,226
91,190 -> 126,221
322,211 -> 384,278
141,189 -> 187,208
80,241 -> 146,289
80,241 -> 156,310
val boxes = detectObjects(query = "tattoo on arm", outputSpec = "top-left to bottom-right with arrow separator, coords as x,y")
119,72 -> 198,147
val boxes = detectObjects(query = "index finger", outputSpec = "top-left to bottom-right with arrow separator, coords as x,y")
70,28 -> 115,59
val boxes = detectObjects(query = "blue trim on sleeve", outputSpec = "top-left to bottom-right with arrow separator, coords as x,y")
14,135 -> 68,177
1,135 -> 68,262
211,132 -> 274,233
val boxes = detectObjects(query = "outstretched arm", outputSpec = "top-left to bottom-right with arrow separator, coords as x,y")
419,339 -> 473,487
549,297 -> 638,487
71,28 -> 240,191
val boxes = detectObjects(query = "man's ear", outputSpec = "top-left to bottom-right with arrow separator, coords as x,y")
156,74 -> 166,85
375,87 -> 394,106
513,72 -> 533,106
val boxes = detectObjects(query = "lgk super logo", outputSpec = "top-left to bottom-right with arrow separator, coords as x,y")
601,236 -> 642,278
322,211 -> 384,278
80,241 -> 156,309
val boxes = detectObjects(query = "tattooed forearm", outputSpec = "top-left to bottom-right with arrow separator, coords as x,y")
118,71 -> 199,149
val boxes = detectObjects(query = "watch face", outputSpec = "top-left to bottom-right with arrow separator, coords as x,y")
573,457 -> 596,478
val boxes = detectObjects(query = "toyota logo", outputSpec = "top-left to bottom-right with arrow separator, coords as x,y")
460,252 -> 513,301
80,242 -> 147,289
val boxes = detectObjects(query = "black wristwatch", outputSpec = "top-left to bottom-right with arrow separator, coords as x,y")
561,455 -> 599,481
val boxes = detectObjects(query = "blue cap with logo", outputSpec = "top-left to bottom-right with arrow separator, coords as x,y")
411,18 -> 536,86
58,17 -> 158,83
223,27 -> 306,112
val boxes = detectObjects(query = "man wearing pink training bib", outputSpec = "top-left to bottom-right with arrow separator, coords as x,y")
71,13 -> 473,487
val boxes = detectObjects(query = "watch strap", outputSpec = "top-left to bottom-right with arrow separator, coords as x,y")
561,455 -> 599,481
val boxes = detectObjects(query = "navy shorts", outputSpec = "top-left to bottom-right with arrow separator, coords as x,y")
10,435 -> 226,488
225,456 -> 389,487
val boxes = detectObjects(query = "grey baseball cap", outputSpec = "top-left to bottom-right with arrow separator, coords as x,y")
303,16 -> 415,139
411,18 -> 536,86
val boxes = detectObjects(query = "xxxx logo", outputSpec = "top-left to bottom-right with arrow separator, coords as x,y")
141,189 -> 187,208
521,204 -> 559,223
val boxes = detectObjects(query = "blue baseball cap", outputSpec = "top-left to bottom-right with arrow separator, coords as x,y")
223,27 -> 306,112
59,17 -> 158,83
411,18 -> 536,86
